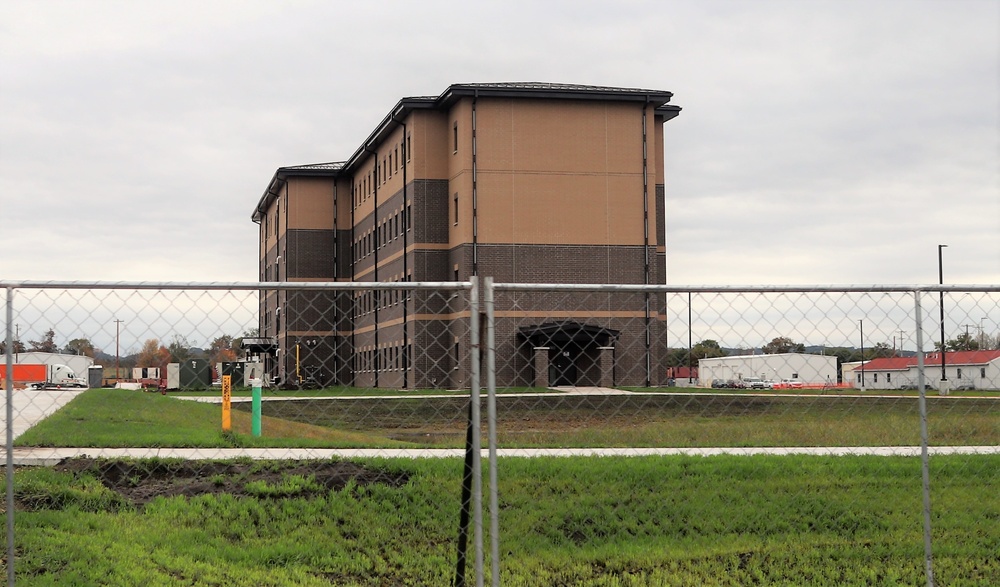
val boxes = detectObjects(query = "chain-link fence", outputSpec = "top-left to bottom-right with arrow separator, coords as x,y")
3,280 -> 999,585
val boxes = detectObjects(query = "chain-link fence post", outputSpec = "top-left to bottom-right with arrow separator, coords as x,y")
914,290 -> 935,587
5,286 -> 15,586
483,276 -> 500,587
469,276 -> 484,587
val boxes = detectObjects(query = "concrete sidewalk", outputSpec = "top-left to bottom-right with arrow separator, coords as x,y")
2,387 -> 84,441
10,445 -> 1000,467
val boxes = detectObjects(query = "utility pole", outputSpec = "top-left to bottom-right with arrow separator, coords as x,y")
960,324 -> 977,350
938,245 -> 947,388
897,330 -> 906,356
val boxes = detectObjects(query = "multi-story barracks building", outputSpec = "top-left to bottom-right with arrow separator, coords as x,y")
251,82 -> 681,390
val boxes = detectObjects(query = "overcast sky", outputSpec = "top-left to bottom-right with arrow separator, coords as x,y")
2,0 -> 998,287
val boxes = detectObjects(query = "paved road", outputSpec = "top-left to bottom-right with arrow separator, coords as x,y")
2,387 -> 84,442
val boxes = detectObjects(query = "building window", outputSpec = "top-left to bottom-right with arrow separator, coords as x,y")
957,368 -> 962,378
453,122 -> 458,153
406,134 -> 411,161
982,368 -> 987,378
453,193 -> 459,225
887,373 -> 892,382
873,373 -> 878,383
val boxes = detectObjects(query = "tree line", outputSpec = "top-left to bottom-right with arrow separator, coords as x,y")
666,333 -> 1000,368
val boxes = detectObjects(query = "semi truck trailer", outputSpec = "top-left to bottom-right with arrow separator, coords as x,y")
0,363 -> 88,389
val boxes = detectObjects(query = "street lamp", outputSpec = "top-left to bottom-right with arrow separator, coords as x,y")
938,245 -> 947,387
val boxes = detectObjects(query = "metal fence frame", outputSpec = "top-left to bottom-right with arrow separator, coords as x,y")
4,279 -> 999,586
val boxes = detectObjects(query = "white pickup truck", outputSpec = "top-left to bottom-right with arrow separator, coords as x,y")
741,377 -> 770,390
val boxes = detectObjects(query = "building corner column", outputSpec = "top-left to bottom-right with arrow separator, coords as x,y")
597,347 -> 615,388
533,347 -> 550,388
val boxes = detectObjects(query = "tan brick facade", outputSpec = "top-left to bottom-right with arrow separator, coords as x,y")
251,83 -> 680,389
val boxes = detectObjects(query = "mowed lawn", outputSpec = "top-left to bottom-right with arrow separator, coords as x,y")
6,388 -> 1000,585
14,387 -> 1000,449
8,454 -> 1000,586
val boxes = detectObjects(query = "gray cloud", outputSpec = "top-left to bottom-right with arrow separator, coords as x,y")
1,0 -> 997,285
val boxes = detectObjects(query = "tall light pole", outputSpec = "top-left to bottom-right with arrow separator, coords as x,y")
859,319 -> 865,390
938,245 -> 947,386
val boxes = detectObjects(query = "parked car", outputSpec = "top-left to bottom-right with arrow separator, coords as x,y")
742,377 -> 769,390
774,378 -> 804,390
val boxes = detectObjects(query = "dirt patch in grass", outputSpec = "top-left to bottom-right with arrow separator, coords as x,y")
51,458 -> 409,508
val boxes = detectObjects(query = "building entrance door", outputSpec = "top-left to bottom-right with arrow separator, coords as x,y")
549,347 -> 578,387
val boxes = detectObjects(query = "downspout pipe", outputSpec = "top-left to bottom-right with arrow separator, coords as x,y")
471,91 -> 479,277
642,98 -> 651,386
350,180 -> 356,386
364,145 -> 380,388
332,179 -> 339,385
390,115 -> 410,388
283,181 -> 289,381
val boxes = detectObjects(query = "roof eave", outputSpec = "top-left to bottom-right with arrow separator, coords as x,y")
250,164 -> 342,222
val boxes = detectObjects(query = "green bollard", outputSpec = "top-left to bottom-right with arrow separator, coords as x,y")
251,378 -> 262,437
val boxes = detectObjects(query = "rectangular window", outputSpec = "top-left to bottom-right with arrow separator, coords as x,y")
957,368 -> 962,378
887,373 -> 892,382
406,135 -> 411,161
453,193 -> 459,225
453,122 -> 458,153
982,368 -> 987,378
395,146 -> 399,171
873,373 -> 878,383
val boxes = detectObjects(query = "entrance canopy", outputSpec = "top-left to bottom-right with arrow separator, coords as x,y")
240,337 -> 278,354
517,321 -> 619,347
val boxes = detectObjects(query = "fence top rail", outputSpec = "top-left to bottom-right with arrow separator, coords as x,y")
0,280 -> 474,292
490,283 -> 999,294
1,281 -> 996,294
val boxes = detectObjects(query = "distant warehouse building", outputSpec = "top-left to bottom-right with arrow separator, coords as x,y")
698,353 -> 837,388
854,350 -> 1000,391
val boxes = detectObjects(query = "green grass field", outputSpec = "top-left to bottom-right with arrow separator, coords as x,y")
7,388 -> 1000,585
8,454 -> 1000,585
16,388 -> 999,449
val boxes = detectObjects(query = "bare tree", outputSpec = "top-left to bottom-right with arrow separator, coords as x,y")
28,329 -> 58,353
